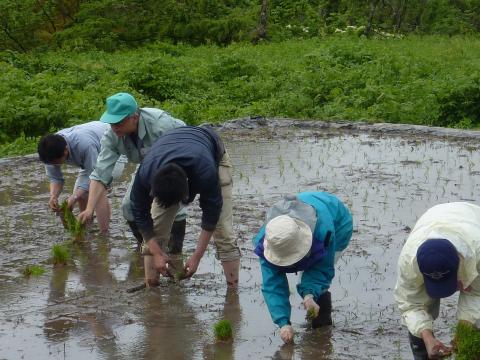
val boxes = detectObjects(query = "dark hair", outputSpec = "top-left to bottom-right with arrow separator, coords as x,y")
152,163 -> 189,208
37,134 -> 67,163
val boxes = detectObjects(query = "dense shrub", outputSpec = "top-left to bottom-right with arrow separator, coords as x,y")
1,36 -> 480,156
3,0 -> 480,52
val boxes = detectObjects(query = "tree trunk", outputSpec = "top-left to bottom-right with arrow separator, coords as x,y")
37,0 -> 57,32
364,0 -> 381,37
394,0 -> 408,33
252,0 -> 268,44
414,0 -> 428,30
0,19 -> 27,51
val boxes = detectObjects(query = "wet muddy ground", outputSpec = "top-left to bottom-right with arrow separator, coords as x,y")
1,119 -> 479,359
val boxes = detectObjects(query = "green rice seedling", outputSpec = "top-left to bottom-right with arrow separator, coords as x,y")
23,265 -> 46,277
454,321 -> 480,360
174,268 -> 187,282
214,319 -> 233,341
52,244 -> 70,266
59,200 -> 85,241
306,307 -> 318,320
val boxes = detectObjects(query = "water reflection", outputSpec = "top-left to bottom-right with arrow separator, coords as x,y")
43,237 -> 119,358
203,288 -> 242,360
140,286 -> 199,359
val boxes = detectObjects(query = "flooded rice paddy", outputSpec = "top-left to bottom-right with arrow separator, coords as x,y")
1,119 -> 480,359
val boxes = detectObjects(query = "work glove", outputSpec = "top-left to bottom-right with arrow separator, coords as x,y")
280,325 -> 294,344
303,294 -> 320,319
334,251 -> 343,265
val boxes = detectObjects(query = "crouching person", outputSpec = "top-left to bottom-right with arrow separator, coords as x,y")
253,192 -> 353,344
130,126 -> 241,288
394,202 -> 480,360
37,121 -> 123,233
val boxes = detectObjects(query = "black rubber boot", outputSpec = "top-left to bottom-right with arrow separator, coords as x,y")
127,221 -> 143,250
408,332 -> 429,360
312,291 -> 332,328
168,219 -> 186,254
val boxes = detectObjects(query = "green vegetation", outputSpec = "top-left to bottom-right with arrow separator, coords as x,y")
2,1 -> 480,52
214,319 -> 233,341
51,243 -> 70,266
59,200 -> 85,241
1,1 -> 480,157
454,322 -> 480,360
174,269 -> 187,282
23,264 -> 46,277
306,307 -> 318,320
1,35 -> 480,158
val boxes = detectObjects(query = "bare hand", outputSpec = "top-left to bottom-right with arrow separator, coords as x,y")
280,325 -> 294,344
153,253 -> 173,277
78,209 -> 93,224
48,196 -> 59,212
184,254 -> 201,278
67,195 -> 77,210
424,337 -> 452,359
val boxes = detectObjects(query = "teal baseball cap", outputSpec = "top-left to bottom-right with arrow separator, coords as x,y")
100,92 -> 138,124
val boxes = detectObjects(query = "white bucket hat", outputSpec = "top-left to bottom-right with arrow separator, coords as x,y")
264,215 -> 313,267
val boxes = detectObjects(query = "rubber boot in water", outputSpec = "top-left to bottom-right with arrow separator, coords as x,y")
168,219 -> 186,255
408,332 -> 429,360
127,221 -> 143,251
312,291 -> 332,328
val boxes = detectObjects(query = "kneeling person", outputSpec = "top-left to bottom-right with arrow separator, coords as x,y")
130,126 -> 241,288
253,192 -> 353,344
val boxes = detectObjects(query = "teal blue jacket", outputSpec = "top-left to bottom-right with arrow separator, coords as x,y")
253,192 -> 353,327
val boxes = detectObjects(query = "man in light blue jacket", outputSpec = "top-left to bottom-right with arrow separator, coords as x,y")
253,192 -> 352,344
38,121 -> 124,233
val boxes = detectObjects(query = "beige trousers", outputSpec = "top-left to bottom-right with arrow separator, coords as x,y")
147,151 -> 241,262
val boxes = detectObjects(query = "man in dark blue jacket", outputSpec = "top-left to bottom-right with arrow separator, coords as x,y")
130,126 -> 241,287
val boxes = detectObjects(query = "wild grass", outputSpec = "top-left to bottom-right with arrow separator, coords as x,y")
1,35 -> 480,157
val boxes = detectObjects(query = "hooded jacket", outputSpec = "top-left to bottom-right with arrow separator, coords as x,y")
253,192 -> 352,327
394,202 -> 480,337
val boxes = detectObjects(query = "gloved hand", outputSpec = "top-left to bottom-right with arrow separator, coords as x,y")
280,325 -> 294,344
303,294 -> 320,319
334,251 -> 343,265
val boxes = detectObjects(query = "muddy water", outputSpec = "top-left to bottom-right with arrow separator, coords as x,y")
1,120 -> 479,360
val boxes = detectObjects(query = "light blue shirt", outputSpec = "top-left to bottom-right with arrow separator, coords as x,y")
45,121 -> 109,191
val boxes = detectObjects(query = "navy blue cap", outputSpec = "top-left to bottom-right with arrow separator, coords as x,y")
417,238 -> 459,299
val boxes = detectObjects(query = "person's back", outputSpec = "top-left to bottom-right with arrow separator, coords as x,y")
56,121 -> 109,166
136,126 -> 223,201
395,202 -> 480,359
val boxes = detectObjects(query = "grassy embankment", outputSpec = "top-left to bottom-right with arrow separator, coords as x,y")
1,35 -> 480,157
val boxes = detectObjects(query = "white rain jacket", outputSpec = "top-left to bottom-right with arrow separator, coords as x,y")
394,202 -> 480,337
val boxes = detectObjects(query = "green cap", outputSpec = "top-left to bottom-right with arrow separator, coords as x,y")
100,92 -> 138,124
